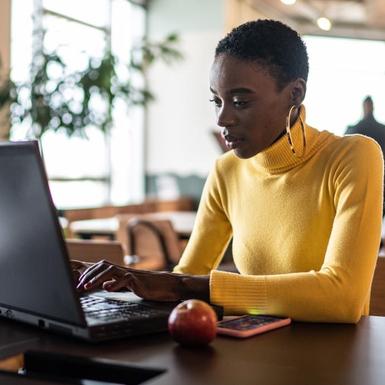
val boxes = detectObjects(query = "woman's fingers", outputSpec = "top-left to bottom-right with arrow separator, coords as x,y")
103,276 -> 133,292
78,260 -> 110,281
102,270 -> 183,302
71,260 -> 94,285
76,261 -> 127,291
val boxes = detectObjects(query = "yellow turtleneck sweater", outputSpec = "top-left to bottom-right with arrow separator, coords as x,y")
174,106 -> 384,323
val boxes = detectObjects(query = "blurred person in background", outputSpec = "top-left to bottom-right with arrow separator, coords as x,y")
346,96 -> 385,216
346,96 -> 385,155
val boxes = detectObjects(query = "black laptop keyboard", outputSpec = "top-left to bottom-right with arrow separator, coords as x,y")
80,295 -> 168,322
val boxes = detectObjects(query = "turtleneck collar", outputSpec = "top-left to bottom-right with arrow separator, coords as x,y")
249,105 -> 332,174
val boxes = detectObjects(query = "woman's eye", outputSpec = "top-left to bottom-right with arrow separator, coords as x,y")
233,100 -> 248,107
209,97 -> 222,107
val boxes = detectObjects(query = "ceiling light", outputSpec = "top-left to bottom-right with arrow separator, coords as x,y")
317,17 -> 332,31
281,0 -> 296,4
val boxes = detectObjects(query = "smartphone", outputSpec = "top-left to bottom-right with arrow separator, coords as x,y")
217,314 -> 291,338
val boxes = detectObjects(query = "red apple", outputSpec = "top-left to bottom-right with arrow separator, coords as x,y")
168,299 -> 218,346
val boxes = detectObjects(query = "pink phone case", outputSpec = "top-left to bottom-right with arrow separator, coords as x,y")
217,315 -> 291,338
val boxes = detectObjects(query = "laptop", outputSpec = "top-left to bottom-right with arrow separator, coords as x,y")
0,141 -> 222,342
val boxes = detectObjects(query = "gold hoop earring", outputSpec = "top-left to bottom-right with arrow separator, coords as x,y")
286,105 -> 306,158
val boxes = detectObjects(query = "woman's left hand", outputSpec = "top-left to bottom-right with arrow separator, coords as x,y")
76,260 -> 210,302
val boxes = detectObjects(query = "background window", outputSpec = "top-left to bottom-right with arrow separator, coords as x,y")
304,36 -> 385,136
11,0 -> 146,209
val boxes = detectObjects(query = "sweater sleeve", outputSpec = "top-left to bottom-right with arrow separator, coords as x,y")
173,158 -> 233,275
210,137 -> 384,323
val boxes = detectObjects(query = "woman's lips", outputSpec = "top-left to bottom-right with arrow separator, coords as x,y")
225,136 -> 244,149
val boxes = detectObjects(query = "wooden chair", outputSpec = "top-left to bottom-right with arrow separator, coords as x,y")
66,239 -> 127,265
115,214 -> 139,253
62,198 -> 195,238
125,218 -> 183,271
370,256 -> 385,316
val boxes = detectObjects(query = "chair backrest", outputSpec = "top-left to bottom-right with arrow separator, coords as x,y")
370,256 -> 385,316
126,218 -> 183,271
115,214 -> 138,252
66,239 -> 126,265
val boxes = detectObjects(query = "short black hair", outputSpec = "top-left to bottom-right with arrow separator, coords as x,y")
215,19 -> 309,91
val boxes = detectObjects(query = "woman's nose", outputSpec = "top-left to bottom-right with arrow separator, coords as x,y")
216,105 -> 236,127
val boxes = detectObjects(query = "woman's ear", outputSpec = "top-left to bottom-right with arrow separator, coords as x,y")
291,78 -> 307,105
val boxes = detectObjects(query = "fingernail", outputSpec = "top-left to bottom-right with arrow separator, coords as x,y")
84,282 -> 92,289
104,283 -> 113,291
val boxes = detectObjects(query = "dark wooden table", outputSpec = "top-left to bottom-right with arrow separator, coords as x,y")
0,315 -> 385,384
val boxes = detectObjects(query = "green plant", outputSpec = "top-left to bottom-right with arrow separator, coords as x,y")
0,58 -> 15,139
0,33 -> 183,140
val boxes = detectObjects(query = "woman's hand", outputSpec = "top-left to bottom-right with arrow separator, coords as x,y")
70,260 -> 94,283
76,260 -> 210,302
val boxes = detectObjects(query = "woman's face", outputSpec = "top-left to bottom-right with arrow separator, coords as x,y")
209,54 -> 297,159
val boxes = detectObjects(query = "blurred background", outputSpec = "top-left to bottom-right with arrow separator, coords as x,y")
1,0 -> 385,211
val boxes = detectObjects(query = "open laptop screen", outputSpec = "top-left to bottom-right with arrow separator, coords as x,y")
0,141 -> 85,325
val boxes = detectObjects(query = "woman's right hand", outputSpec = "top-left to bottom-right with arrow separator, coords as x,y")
70,260 -> 94,284
76,260 -> 210,303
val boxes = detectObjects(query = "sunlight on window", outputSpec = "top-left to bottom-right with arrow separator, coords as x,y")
304,36 -> 385,136
42,129 -> 108,177
44,15 -> 107,68
10,0 -> 34,82
11,0 -> 146,209
43,0 -> 110,28
111,0 -> 146,60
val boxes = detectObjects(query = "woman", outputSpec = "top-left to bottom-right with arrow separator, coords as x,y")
76,19 -> 383,323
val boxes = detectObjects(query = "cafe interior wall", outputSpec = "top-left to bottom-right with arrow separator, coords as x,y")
145,0 -> 225,201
